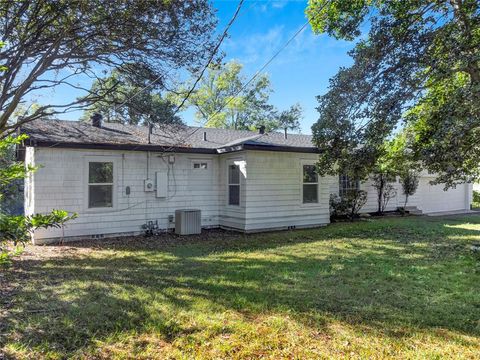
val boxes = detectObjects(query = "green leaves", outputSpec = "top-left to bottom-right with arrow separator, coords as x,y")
309,0 -> 480,187
0,135 -> 76,263
407,72 -> 480,187
174,60 -> 303,132
0,0 -> 217,134
330,190 -> 368,220
0,210 -> 77,245
81,68 -> 182,126
307,0 -> 376,40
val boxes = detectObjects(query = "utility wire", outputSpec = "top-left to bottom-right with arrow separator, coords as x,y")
110,0 -> 245,117
44,0 -> 246,150
173,0 -> 245,115
168,2 -> 330,148
49,0 -> 330,152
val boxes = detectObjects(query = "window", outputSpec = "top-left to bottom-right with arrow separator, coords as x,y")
302,164 -> 318,204
228,164 -> 240,206
193,162 -> 208,169
339,175 -> 360,197
88,162 -> 113,208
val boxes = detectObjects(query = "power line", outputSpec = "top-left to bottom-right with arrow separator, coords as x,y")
173,0 -> 245,115
110,0 -> 245,117
50,0 -> 330,153
172,4 -> 329,147
44,0 -> 247,150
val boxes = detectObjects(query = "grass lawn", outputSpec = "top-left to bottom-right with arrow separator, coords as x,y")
1,215 -> 480,359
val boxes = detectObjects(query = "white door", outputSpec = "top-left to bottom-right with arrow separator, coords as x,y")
419,178 -> 466,213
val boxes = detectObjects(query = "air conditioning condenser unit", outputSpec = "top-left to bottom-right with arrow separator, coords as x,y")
175,209 -> 201,235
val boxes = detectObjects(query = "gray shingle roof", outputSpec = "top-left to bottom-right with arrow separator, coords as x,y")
21,119 -> 316,153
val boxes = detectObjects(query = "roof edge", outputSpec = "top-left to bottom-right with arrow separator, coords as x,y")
26,140 -> 320,154
218,143 -> 320,154
27,140 -> 217,154
243,143 -> 320,153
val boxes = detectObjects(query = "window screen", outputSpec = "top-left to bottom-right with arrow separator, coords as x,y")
88,162 -> 113,208
228,164 -> 240,205
303,164 -> 318,203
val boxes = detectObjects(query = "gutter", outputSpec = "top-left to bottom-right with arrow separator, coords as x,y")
217,143 -> 320,154
26,140 -> 217,154
26,140 -> 320,155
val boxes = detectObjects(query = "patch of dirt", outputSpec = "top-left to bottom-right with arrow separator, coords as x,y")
20,228 -> 247,260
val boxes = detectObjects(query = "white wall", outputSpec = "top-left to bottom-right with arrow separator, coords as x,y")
28,147 -> 221,242
330,173 -> 470,214
218,153 -> 248,230
27,146 -> 472,243
359,177 -> 421,213
28,147 -> 335,241
243,151 -> 334,231
24,147 -> 35,217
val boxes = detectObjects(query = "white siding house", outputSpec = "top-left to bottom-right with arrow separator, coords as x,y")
21,119 -> 472,244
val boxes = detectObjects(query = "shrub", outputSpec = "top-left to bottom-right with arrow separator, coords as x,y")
330,190 -> 368,221
473,190 -> 480,203
472,190 -> 480,209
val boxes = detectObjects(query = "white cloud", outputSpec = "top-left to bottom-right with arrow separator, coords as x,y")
271,1 -> 288,9
224,25 -> 285,65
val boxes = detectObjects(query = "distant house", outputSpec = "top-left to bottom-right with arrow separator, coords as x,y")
20,118 -> 472,244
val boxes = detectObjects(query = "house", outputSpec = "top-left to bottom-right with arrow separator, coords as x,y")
20,117 -> 472,244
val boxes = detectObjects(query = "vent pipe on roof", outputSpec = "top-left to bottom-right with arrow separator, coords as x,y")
284,127 -> 288,140
91,113 -> 102,128
203,131 -> 207,141
258,125 -> 266,134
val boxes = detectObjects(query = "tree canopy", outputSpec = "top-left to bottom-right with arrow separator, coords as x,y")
0,1 -> 217,262
80,69 -> 182,126
0,0 -> 216,136
173,61 -> 303,132
307,0 -> 480,187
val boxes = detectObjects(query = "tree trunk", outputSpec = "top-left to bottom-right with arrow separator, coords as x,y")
403,194 -> 409,216
377,176 -> 384,214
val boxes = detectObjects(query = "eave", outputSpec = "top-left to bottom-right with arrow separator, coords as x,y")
26,140 -> 320,154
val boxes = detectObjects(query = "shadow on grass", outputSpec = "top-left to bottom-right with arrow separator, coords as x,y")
2,216 -> 480,355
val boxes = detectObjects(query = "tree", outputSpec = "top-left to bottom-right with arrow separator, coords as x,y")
307,0 -> 480,187
0,1 -> 216,263
80,69 -> 182,126
399,170 -> 420,211
384,129 -> 420,211
277,103 -> 303,134
371,173 -> 397,215
0,0 -> 216,136
174,61 -> 303,131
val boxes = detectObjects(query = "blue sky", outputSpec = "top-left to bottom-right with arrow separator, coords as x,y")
213,0 -> 355,133
35,0 -> 356,134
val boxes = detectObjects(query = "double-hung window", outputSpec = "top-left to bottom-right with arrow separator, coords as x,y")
302,164 -> 318,204
228,164 -> 240,206
88,162 -> 113,208
339,175 -> 360,197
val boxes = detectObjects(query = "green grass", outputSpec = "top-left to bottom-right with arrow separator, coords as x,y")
2,215 -> 480,359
